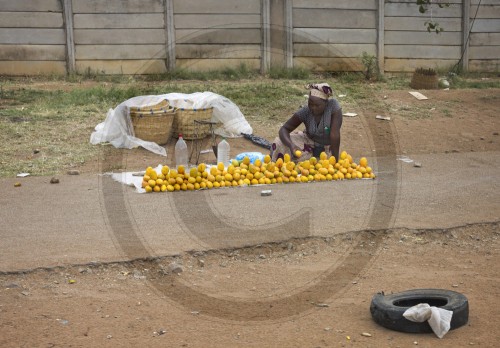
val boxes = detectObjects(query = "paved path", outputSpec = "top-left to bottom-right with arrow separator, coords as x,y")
1,151 -> 499,272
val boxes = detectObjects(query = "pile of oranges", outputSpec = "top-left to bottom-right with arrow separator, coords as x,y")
142,151 -> 375,193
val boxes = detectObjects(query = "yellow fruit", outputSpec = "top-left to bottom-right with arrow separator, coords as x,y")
180,183 -> 187,191
258,178 -> 266,184
289,176 -> 296,183
142,180 -> 149,188
232,180 -> 239,187
282,176 -> 289,183
225,173 -> 233,181
143,174 -> 151,182
174,183 -> 180,191
175,177 -> 183,185
320,151 -> 327,160
333,173 -> 339,180
148,179 -> 156,188
206,181 -> 214,189
200,182 -> 206,189
359,157 -> 368,167
177,165 -> 185,174
227,165 -> 235,175
295,150 -> 302,158
145,186 -> 153,193
366,166 -> 372,174
276,177 -> 283,184
271,178 -> 277,184
225,180 -> 232,187
233,172 -> 241,181
153,185 -> 161,192
319,167 -> 328,175
213,181 -> 220,188
156,178 -> 164,186
217,162 -> 225,171
370,173 -> 376,179
161,184 -> 167,192
338,172 -> 345,180
242,156 -> 250,165
309,157 -> 317,165
189,168 -> 197,177
340,151 -> 347,160
283,154 -> 291,163
359,167 -> 367,174
161,165 -> 169,175
251,179 -> 259,185
167,184 -> 174,192
346,173 -> 352,179
357,172 -> 363,179
146,166 -> 154,175
264,155 -> 271,164
301,168 -> 310,177
186,183 -> 194,190
220,181 -> 226,187
150,171 -> 157,180
187,177 -> 196,184
243,178 -> 251,185
276,158 -> 284,168
291,170 -> 298,177
158,173 -> 165,180
232,159 -> 239,167
215,175 -> 223,182
301,176 -> 308,183
328,167 -> 335,175
329,156 -> 336,165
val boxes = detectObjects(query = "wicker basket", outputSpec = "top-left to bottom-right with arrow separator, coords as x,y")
129,100 -> 175,145
172,107 -> 214,140
410,69 -> 439,90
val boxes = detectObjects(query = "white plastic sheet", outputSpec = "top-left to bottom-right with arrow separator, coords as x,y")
403,303 -> 453,338
90,92 -> 253,156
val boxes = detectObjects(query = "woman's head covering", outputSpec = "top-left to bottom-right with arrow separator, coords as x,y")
307,83 -> 333,100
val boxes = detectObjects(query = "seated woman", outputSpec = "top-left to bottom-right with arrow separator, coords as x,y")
271,83 -> 343,162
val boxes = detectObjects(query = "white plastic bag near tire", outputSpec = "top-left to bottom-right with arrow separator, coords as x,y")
90,92 -> 253,156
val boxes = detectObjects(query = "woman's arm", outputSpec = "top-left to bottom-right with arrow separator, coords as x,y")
329,108 -> 343,161
279,114 -> 302,156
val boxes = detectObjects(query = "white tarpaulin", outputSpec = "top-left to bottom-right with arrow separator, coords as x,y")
90,92 -> 253,156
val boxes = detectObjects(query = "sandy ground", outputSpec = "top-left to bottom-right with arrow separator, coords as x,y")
1,87 -> 499,347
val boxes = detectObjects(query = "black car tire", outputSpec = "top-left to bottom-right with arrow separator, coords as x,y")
370,289 -> 469,333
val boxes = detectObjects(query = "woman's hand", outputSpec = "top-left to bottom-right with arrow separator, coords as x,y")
290,145 -> 301,158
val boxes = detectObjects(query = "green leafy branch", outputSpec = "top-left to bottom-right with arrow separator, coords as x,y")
416,0 -> 451,33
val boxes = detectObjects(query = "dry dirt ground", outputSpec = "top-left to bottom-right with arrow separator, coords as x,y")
1,87 -> 500,347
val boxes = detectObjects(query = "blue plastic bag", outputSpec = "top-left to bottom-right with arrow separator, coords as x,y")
235,152 -> 265,164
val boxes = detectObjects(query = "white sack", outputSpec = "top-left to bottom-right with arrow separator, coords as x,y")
90,92 -> 252,156
403,303 -> 453,339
